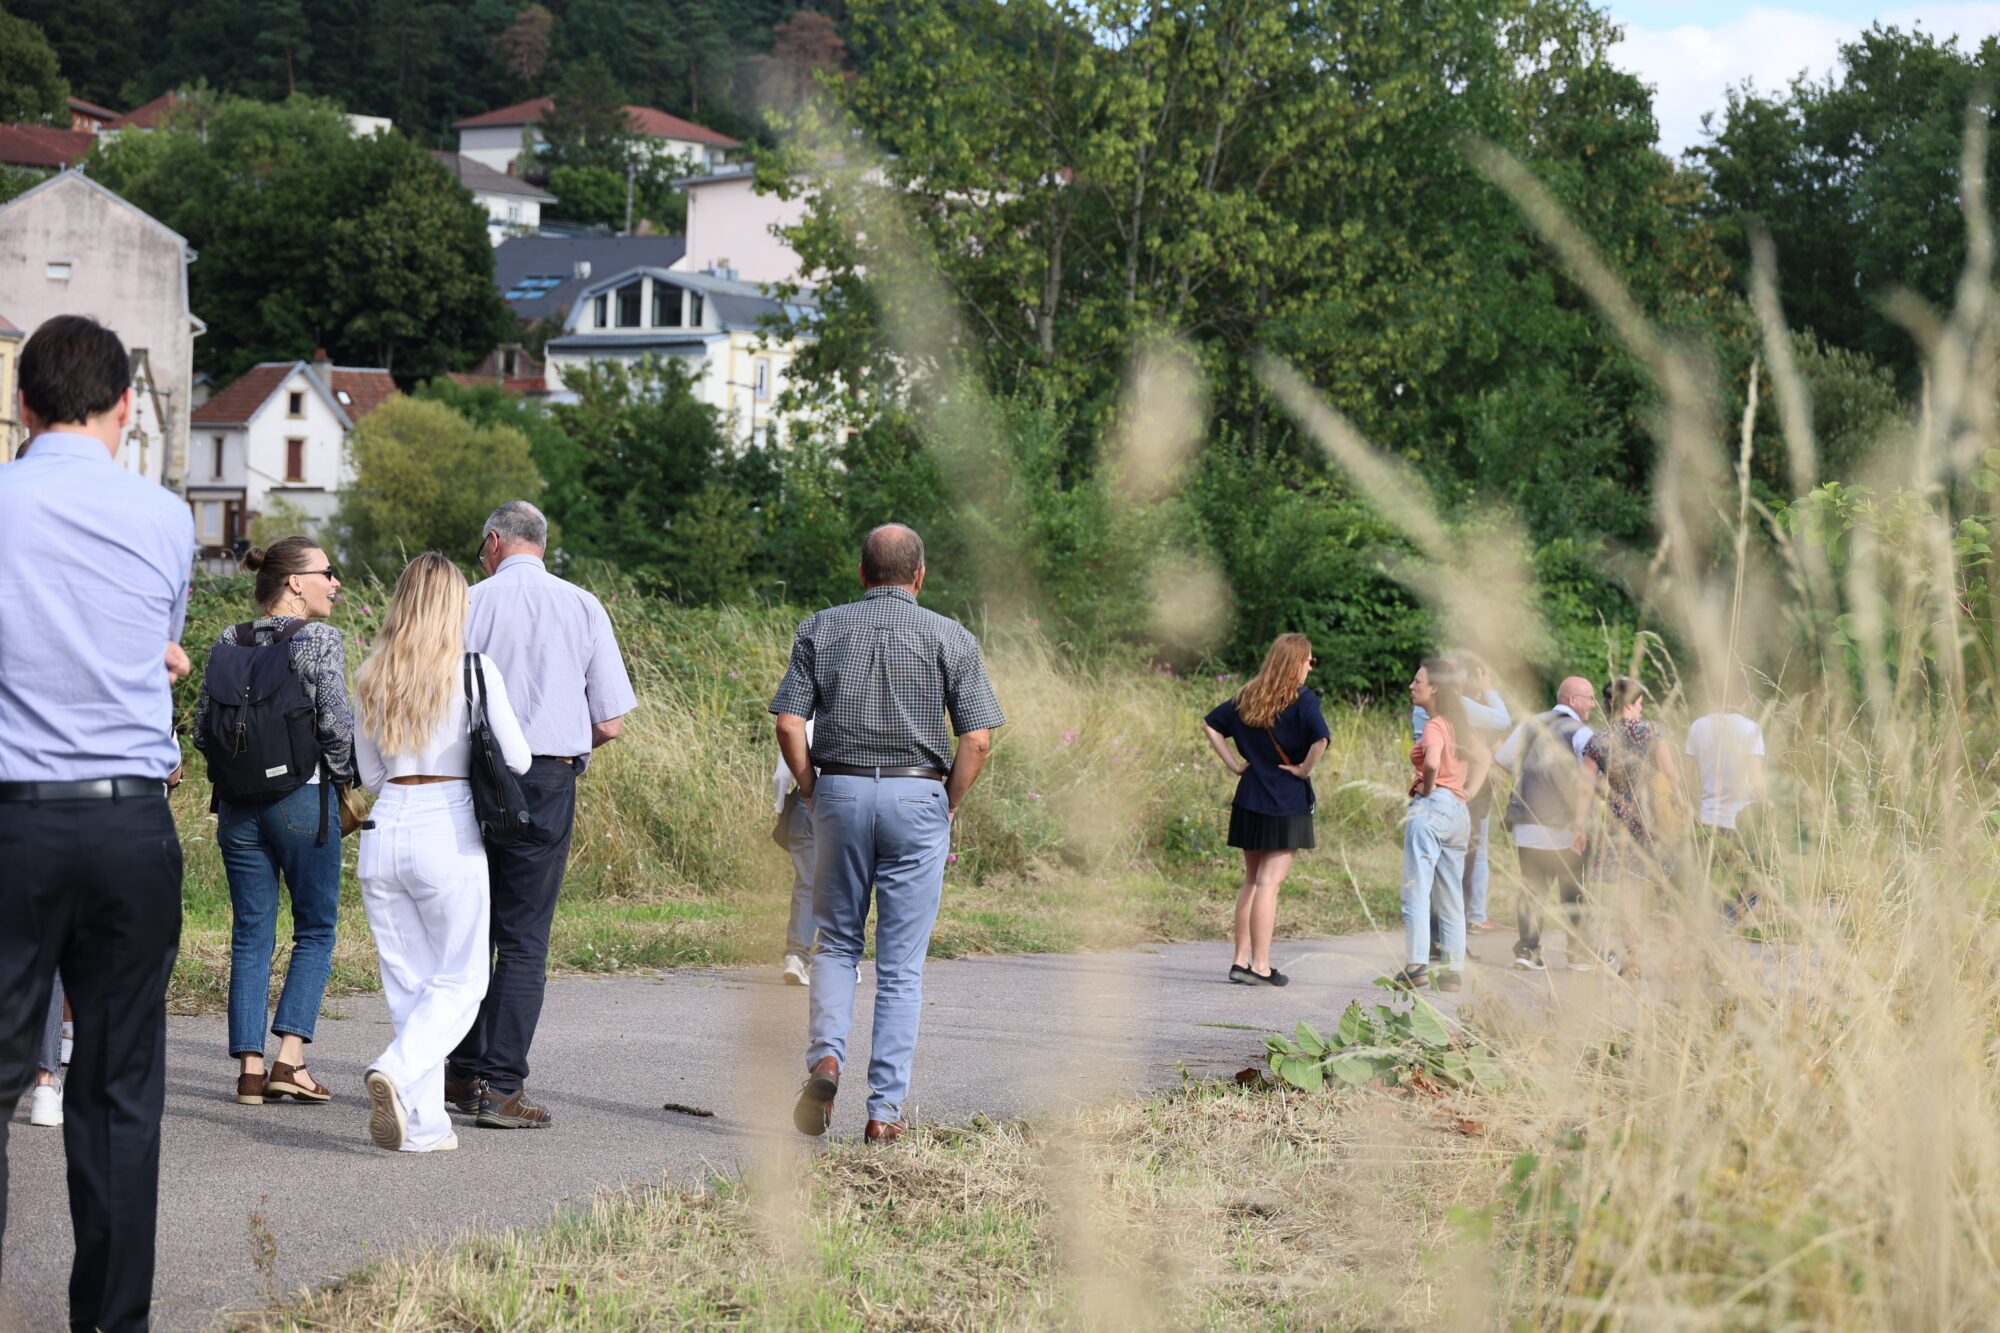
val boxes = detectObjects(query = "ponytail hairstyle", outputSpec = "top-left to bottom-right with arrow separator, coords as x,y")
1421,656 -> 1470,738
243,535 -> 321,614
354,552 -> 468,757
1236,634 -> 1314,729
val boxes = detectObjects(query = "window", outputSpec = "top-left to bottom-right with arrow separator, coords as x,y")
335,389 -> 352,406
615,281 -> 643,328
287,390 -> 304,417
196,501 -> 223,545
503,274 -> 562,301
687,292 -> 704,326
652,283 -> 683,327
211,435 -> 225,480
285,438 -> 305,483
502,348 -> 518,376
45,262 -> 71,280
753,359 -> 771,401
505,202 -> 522,223
593,293 -> 608,328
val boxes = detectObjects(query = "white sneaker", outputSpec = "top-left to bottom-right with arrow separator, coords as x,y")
28,1084 -> 62,1127
782,955 -> 811,987
364,1069 -> 407,1151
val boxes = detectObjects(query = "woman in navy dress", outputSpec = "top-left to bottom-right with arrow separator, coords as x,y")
1202,633 -> 1330,987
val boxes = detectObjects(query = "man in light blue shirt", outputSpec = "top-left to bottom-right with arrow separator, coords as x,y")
448,500 -> 637,1130
0,315 -> 194,1333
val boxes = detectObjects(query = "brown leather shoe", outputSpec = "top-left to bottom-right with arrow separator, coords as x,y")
793,1055 -> 839,1136
265,1061 -> 331,1103
475,1087 -> 553,1129
445,1072 -> 485,1115
236,1071 -> 266,1105
864,1119 -> 906,1145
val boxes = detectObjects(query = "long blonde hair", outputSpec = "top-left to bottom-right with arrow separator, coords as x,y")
1236,633 -> 1313,729
355,552 -> 467,757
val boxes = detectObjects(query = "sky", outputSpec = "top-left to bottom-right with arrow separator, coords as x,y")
1602,0 -> 2000,157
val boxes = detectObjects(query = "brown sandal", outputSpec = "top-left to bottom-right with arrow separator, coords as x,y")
236,1071 -> 267,1105
265,1061 -> 332,1103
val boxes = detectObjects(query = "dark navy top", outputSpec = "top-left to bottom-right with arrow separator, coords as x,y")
1204,688 -> 1331,816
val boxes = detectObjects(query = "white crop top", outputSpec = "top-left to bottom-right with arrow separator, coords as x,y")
355,653 -> 533,794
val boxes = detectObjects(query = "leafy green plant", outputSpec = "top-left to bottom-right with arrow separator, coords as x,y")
1263,999 -> 1503,1093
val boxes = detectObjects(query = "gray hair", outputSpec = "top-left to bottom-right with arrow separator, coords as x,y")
483,500 -> 547,549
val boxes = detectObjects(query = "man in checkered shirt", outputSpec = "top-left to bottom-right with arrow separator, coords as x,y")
771,524 -> 1004,1144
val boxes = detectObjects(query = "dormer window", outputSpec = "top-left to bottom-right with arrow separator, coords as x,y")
593,293 -> 608,328
652,283 -> 683,328
615,281 -> 643,328
687,292 -> 704,327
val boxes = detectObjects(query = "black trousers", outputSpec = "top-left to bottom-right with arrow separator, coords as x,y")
0,793 -> 182,1333
449,758 -> 577,1097
1515,844 -> 1585,952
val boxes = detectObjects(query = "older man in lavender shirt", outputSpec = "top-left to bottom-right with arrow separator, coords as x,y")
0,316 -> 194,1333
447,501 -> 638,1131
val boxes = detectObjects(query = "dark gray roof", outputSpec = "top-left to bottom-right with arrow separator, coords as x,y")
545,334 -> 715,353
493,234 -> 688,323
432,152 -> 556,202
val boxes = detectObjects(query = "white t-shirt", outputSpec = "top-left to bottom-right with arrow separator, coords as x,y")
1685,710 -> 1765,829
356,653 -> 532,793
772,717 -> 816,812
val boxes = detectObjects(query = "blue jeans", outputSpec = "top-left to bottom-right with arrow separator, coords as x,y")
806,774 -> 952,1123
1466,813 -> 1492,922
218,783 -> 343,1056
782,794 -> 817,958
1402,789 -> 1470,968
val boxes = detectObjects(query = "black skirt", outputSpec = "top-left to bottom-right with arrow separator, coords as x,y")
1227,804 -> 1316,851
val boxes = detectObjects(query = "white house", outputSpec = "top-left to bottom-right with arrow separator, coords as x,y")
433,152 -> 556,244
673,164 -> 808,287
542,266 -> 814,450
0,171 -> 203,479
452,97 -> 742,177
187,352 -> 395,558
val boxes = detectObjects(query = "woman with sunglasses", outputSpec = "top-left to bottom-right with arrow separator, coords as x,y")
193,535 -> 355,1106
1202,634 -> 1330,987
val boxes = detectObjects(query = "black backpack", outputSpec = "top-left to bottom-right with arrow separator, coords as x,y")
199,620 -> 324,806
464,653 -> 535,846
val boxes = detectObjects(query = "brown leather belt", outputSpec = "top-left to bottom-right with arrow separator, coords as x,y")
817,764 -> 946,782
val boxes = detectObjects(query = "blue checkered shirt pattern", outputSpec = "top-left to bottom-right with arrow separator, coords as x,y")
769,586 -> 1005,771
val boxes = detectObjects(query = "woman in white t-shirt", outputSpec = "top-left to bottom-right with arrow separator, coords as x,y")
352,553 -> 530,1152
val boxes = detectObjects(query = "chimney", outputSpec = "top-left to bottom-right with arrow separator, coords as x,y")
572,260 -> 591,280
312,347 -> 333,384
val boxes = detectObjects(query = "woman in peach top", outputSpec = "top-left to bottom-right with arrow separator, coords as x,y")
1397,658 -> 1491,992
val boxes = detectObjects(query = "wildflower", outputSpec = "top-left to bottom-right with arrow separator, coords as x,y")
1028,792 -> 1043,799
947,853 -> 958,864
1062,731 -> 1078,743
359,604 -> 374,615
728,671 -> 739,678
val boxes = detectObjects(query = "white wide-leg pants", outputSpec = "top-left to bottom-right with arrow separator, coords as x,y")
357,782 -> 490,1151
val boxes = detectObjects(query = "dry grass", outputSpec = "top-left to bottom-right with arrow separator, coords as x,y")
234,1077 -> 1503,1332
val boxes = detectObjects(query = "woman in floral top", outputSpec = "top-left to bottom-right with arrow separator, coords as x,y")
1581,676 -> 1682,973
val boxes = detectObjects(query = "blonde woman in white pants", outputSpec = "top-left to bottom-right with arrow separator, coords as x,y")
353,553 -> 530,1153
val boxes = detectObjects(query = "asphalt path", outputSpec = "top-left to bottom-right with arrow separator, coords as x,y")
0,930 -> 1552,1331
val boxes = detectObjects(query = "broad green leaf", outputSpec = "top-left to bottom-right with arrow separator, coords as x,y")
1330,1056 -> 1374,1086
1337,1002 -> 1367,1047
1407,1002 -> 1451,1048
1296,1020 -> 1328,1055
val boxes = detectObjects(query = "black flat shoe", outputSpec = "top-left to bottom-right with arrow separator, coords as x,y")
1228,964 -> 1258,985
1240,966 -> 1289,988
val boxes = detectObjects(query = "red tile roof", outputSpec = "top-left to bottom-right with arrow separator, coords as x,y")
453,96 -> 740,148
0,124 -> 92,169
191,362 -> 397,427
68,97 -> 120,127
190,364 -> 292,426
0,311 -> 21,337
328,368 -> 396,421
110,92 -> 183,130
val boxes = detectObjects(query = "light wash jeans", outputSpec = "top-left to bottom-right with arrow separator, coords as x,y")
1403,788 -> 1471,967
781,794 -> 817,959
357,783 -> 490,1152
807,774 -> 953,1124
1465,813 -> 1492,922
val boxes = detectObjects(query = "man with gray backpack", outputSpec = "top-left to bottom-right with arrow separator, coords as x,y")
1493,677 -> 1601,971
